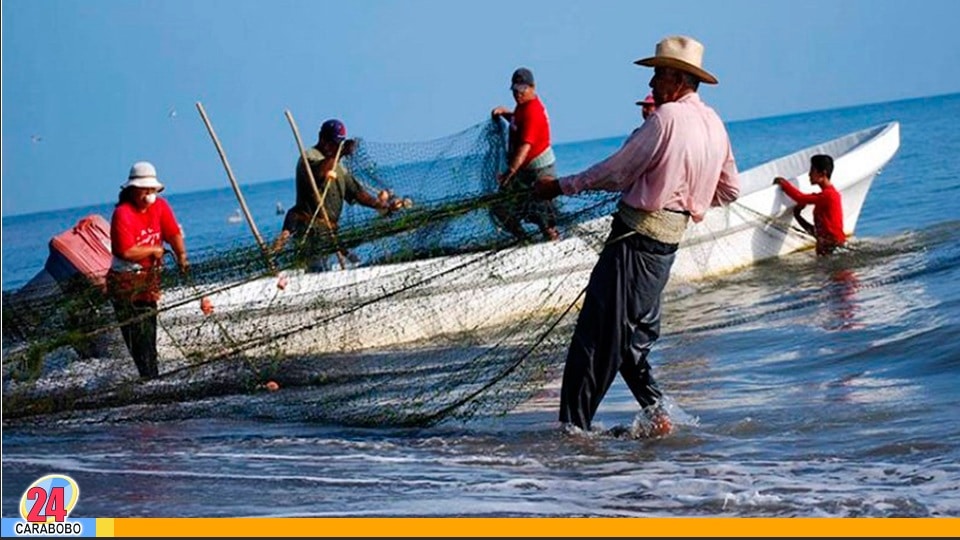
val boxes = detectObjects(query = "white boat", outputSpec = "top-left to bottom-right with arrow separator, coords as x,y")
667,120 -> 901,281
157,122 -> 901,362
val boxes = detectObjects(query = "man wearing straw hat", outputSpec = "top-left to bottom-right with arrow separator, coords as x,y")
274,119 -> 395,265
535,35 -> 740,436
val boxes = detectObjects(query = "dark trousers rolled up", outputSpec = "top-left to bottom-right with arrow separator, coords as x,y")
559,216 -> 677,430
111,299 -> 159,379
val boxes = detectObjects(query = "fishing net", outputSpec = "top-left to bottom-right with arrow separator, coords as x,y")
3,120 -> 892,426
2,118 -> 619,426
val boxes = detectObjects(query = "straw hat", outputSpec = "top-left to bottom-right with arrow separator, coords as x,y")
634,35 -> 718,85
121,161 -> 165,191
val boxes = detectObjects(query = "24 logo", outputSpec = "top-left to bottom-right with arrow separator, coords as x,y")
15,474 -> 82,536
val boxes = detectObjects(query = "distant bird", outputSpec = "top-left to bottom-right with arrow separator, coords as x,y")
30,134 -> 43,143
168,108 -> 177,119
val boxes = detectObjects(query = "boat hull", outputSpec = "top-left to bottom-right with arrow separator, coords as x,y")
158,122 -> 901,360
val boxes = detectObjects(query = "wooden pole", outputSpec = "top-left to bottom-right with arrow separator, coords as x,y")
316,139 -> 344,218
283,110 -> 347,270
195,102 -> 274,271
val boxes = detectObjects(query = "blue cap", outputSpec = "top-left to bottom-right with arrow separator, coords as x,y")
319,119 -> 347,143
511,67 -> 535,91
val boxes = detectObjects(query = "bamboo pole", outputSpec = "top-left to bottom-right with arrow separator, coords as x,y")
195,102 -> 274,271
317,139 -> 345,212
283,110 -> 347,270
308,138 -> 344,238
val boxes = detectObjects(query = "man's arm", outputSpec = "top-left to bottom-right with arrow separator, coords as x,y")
337,167 -> 391,214
712,144 -> 740,206
491,106 -> 514,121
272,229 -> 291,253
355,189 -> 391,213
792,206 -> 816,237
559,120 -> 662,196
775,177 -> 823,205
166,234 -> 189,273
158,200 -> 189,272
119,244 -> 165,264
500,142 -> 532,186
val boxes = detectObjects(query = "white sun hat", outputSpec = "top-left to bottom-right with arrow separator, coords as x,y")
121,161 -> 165,191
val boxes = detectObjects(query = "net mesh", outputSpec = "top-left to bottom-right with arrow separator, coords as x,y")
4,118 -> 873,426
2,119 -> 620,426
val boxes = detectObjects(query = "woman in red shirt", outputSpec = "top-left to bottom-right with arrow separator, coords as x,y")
107,161 -> 189,379
775,154 -> 846,256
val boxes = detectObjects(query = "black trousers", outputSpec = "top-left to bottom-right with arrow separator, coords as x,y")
491,163 -> 559,240
559,217 -> 678,430
111,299 -> 159,379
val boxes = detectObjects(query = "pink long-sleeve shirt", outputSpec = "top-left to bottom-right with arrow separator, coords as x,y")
559,92 -> 740,222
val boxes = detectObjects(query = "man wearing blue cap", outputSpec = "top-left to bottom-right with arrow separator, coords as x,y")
274,119 -> 393,265
490,67 -> 560,242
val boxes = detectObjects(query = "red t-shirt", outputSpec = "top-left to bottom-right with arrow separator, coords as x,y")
110,197 -> 182,271
511,95 -> 551,167
779,181 -> 846,248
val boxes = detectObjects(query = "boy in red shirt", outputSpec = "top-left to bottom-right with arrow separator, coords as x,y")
774,154 -> 846,256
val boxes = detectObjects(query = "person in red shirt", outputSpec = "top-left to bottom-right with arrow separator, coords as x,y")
635,93 -> 657,121
490,67 -> 560,241
774,154 -> 846,256
107,161 -> 189,379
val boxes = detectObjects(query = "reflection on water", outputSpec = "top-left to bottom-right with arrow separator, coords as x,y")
824,267 -> 860,331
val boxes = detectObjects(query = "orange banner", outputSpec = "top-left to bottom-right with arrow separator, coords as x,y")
106,517 -> 959,537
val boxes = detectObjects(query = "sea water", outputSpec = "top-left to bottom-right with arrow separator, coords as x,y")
2,93 -> 959,517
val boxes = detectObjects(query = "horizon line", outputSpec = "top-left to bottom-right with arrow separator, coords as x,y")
3,90 -> 957,220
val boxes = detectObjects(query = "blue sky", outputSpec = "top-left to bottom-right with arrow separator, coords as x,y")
3,0 -> 960,216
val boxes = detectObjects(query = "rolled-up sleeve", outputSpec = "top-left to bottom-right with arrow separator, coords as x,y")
559,118 -> 662,196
